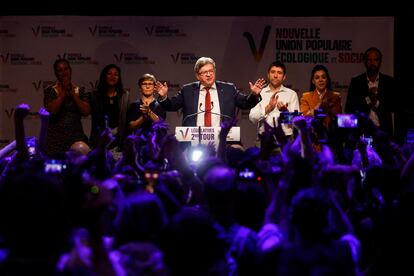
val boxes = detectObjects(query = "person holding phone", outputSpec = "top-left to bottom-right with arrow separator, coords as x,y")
89,64 -> 130,152
249,60 -> 299,141
300,64 -> 342,130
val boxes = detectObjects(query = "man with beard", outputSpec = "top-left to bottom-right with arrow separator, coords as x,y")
345,47 -> 397,138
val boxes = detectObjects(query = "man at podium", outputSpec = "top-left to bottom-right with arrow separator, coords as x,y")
156,57 -> 265,127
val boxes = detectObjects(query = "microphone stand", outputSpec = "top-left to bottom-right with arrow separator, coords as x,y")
182,102 -> 233,145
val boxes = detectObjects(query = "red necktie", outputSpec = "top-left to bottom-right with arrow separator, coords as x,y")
204,87 -> 211,127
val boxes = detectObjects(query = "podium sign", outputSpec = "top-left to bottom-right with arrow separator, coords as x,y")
175,126 -> 240,145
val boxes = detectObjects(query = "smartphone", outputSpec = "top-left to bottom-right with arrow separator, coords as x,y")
44,159 -> 67,173
337,114 -> 358,128
280,111 -> 294,124
238,169 -> 256,180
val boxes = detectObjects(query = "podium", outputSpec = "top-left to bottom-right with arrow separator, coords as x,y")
175,126 -> 240,146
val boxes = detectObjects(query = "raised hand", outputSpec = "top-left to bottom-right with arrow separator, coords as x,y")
265,93 -> 278,115
139,104 -> 150,119
276,100 -> 288,112
249,78 -> 266,95
155,81 -> 169,98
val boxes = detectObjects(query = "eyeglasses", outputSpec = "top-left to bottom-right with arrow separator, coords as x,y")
141,82 -> 154,86
198,69 -> 215,76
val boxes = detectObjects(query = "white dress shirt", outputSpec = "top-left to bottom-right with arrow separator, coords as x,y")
196,83 -> 221,127
249,84 -> 299,136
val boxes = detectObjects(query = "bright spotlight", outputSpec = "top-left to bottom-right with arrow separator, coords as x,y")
191,149 -> 203,162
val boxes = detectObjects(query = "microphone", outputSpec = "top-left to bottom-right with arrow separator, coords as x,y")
205,101 -> 232,121
182,102 -> 233,126
182,103 -> 206,125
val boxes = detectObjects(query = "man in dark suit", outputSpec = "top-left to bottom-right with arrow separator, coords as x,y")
345,47 -> 396,138
156,57 -> 265,126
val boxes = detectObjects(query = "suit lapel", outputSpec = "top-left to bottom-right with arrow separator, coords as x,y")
377,73 -> 385,101
216,82 -> 225,115
193,82 -> 201,114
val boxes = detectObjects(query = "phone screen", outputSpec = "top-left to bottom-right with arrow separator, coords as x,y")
44,160 -> 67,173
337,114 -> 358,128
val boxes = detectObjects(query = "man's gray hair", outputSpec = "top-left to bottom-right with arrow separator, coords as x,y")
194,57 -> 216,74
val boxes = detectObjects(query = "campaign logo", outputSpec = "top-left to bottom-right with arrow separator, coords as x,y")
5,108 -> 14,120
57,53 -> 98,65
89,80 -> 98,91
145,25 -> 186,37
0,53 -> 42,65
88,25 -> 130,37
0,83 -> 17,93
179,128 -> 189,140
114,52 -> 155,64
243,25 -> 271,62
31,25 -> 73,37
0,29 -> 16,38
170,53 -> 199,64
32,80 -> 54,91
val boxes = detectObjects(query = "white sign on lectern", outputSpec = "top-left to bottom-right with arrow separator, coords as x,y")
175,126 -> 240,146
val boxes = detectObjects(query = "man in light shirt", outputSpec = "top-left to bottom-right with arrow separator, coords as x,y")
249,61 -> 299,143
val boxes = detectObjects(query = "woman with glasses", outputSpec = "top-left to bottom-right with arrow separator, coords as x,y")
89,64 -> 130,153
127,73 -> 166,134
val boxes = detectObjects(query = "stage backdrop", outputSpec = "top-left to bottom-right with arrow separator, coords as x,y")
0,16 -> 394,148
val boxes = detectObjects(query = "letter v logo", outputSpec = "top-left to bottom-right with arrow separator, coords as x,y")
0,54 -> 9,64
57,53 -> 67,59
114,53 -> 123,63
32,80 -> 42,91
243,25 -> 271,62
145,26 -> 154,36
170,53 -> 180,64
89,80 -> 98,90
5,108 -> 14,120
31,26 -> 41,37
1,53 -> 9,64
179,128 -> 189,140
88,25 -> 98,36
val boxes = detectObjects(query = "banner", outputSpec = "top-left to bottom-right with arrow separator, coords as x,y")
0,16 -> 393,148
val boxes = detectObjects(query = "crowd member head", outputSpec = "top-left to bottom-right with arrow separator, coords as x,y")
70,141 -> 91,156
113,191 -> 167,248
159,207 -> 227,276
290,187 -> 332,242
